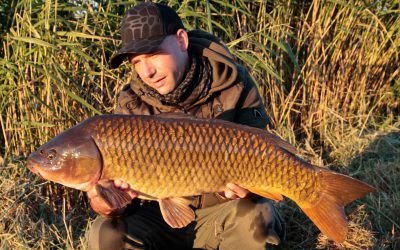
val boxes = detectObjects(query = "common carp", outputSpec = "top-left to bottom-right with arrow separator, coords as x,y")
27,113 -> 374,243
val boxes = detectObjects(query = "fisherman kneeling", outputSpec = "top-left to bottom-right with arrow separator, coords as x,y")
87,2 -> 285,250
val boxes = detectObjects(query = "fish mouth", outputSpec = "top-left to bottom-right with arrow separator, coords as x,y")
27,158 -> 38,172
27,157 -> 43,177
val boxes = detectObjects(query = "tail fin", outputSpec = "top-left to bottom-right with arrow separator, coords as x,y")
300,171 -> 374,243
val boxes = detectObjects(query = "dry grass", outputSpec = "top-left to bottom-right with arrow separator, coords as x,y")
316,205 -> 376,249
1,0 -> 399,249
0,159 -> 92,249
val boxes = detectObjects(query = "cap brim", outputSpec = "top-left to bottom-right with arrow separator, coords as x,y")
110,36 -> 166,69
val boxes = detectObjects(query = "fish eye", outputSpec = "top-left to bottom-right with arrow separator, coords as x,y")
47,149 -> 57,160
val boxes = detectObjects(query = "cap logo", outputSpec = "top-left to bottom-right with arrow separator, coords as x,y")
121,4 -> 164,43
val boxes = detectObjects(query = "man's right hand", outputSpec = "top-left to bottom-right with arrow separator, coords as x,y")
87,179 -> 138,217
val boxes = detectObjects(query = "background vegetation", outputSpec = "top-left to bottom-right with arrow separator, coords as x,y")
1,0 -> 399,249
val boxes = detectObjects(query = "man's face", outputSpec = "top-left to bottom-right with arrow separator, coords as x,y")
129,31 -> 189,95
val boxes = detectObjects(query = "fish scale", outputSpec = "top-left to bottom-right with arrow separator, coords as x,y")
90,115 -> 315,201
27,113 -> 374,243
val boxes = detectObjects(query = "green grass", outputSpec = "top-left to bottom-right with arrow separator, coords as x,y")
1,0 -> 399,249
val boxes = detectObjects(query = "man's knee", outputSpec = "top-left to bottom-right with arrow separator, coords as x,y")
231,199 -> 285,245
234,198 -> 273,219
87,216 -> 126,250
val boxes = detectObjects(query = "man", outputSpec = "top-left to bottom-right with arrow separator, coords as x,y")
87,2 -> 285,250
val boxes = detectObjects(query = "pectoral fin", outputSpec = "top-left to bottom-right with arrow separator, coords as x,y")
95,181 -> 132,210
248,188 -> 284,202
159,197 -> 195,228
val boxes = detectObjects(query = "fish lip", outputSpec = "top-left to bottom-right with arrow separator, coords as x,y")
27,157 -> 44,178
27,157 -> 39,173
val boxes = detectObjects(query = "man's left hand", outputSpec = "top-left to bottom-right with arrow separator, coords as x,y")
223,183 -> 250,199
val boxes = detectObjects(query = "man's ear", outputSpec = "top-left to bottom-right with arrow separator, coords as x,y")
176,29 -> 189,52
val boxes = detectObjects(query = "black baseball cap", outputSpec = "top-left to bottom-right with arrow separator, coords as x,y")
110,2 -> 184,69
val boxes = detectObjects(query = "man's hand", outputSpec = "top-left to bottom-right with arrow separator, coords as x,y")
222,183 -> 250,199
87,179 -> 138,216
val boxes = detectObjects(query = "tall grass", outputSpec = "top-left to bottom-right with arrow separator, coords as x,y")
1,0 -> 399,249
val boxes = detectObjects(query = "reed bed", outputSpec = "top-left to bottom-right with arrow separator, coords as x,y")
1,0 -> 399,249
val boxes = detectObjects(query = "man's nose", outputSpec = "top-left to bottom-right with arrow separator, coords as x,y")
141,60 -> 156,78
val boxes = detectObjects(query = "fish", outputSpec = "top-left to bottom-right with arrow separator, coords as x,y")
27,113 -> 374,243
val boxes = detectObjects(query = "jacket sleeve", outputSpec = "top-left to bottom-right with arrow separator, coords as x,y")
114,83 -> 155,115
114,84 -> 137,115
218,66 -> 269,129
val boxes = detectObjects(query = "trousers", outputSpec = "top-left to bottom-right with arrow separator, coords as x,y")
87,198 -> 285,250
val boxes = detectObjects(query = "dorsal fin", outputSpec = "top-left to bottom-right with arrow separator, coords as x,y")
156,112 -> 195,119
264,131 -> 298,156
